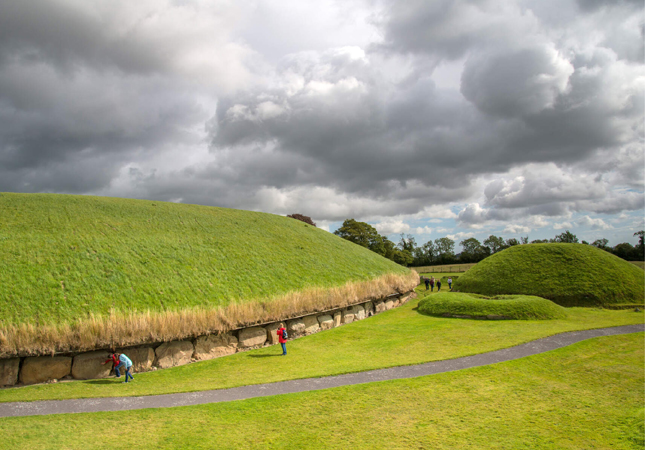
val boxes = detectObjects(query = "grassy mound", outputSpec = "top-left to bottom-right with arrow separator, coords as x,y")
452,244 -> 644,307
0,193 -> 410,327
418,292 -> 567,320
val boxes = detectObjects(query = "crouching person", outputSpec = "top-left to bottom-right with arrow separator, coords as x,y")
103,353 -> 134,382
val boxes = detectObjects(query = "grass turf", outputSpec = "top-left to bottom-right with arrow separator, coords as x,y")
418,292 -> 568,320
0,193 -> 408,326
1,333 -> 642,449
452,243 -> 645,307
0,294 -> 641,403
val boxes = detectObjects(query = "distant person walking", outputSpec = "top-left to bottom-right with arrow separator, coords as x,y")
430,277 -> 435,292
424,277 -> 430,290
277,326 -> 288,355
436,279 -> 442,291
448,277 -> 453,291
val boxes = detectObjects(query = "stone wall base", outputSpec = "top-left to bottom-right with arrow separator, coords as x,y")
1,290 -> 415,387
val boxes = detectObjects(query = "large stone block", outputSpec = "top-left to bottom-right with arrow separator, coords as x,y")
118,347 -> 156,372
71,351 -> 112,380
353,304 -> 366,321
0,358 -> 20,386
384,299 -> 395,310
238,327 -> 267,348
287,318 -> 306,337
364,301 -> 374,317
155,341 -> 194,369
20,356 -> 72,385
265,322 -> 285,345
193,333 -> 238,360
317,315 -> 334,330
374,300 -> 386,313
342,308 -> 355,324
333,311 -> 342,327
303,315 -> 320,334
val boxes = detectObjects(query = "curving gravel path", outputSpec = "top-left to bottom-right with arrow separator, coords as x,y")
1,324 -> 643,418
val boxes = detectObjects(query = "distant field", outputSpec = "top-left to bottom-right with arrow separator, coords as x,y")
412,263 -> 476,273
630,261 -> 644,269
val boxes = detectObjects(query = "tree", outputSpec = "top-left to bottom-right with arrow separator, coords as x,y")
413,240 -> 436,266
591,238 -> 609,250
334,219 -> 385,255
434,237 -> 455,263
553,230 -> 579,243
505,238 -> 520,247
459,237 -> 489,263
612,242 -> 637,260
531,239 -> 549,243
520,236 -> 529,245
483,235 -> 506,254
635,231 -> 644,260
398,234 -> 417,253
286,213 -> 316,227
392,249 -> 414,266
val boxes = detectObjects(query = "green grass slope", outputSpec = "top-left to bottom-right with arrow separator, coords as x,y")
418,292 -> 568,320
0,193 -> 408,325
452,243 -> 644,307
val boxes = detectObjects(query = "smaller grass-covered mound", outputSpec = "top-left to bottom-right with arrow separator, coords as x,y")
452,244 -> 644,307
418,292 -> 568,320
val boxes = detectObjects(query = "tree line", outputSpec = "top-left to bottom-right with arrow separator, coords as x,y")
332,218 -> 645,267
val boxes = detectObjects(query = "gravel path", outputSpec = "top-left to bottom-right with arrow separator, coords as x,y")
1,324 -> 642,418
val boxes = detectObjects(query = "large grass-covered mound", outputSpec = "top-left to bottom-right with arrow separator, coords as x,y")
452,244 -> 644,307
418,292 -> 567,320
0,193 -> 410,326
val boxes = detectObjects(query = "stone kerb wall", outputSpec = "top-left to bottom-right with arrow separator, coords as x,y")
0,291 -> 415,387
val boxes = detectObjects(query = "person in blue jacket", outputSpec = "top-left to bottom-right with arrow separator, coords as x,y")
107,353 -> 134,382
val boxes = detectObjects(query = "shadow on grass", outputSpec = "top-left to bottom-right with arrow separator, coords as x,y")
84,379 -> 117,385
246,354 -> 283,358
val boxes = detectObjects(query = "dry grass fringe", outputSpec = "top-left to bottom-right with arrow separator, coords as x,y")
0,271 -> 419,358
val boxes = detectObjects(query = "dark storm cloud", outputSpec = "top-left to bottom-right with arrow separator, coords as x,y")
0,1 -> 248,195
0,0 -> 642,229
205,11 -> 642,219
0,1 -> 169,75
576,0 -> 642,13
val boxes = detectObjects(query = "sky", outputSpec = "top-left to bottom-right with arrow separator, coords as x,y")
0,0 -> 643,249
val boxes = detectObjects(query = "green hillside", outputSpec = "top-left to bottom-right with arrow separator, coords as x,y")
418,292 -> 567,320
452,243 -> 644,307
0,193 -> 409,326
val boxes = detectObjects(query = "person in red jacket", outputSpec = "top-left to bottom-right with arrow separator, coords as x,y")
102,353 -> 119,374
277,326 -> 288,356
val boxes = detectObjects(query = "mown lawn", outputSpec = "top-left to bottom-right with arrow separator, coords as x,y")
1,333 -> 642,449
1,294 -> 641,403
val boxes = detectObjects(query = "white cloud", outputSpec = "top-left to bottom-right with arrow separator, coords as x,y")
504,224 -> 531,234
446,232 -> 475,241
553,221 -> 573,230
373,219 -> 410,235
577,215 -> 612,230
